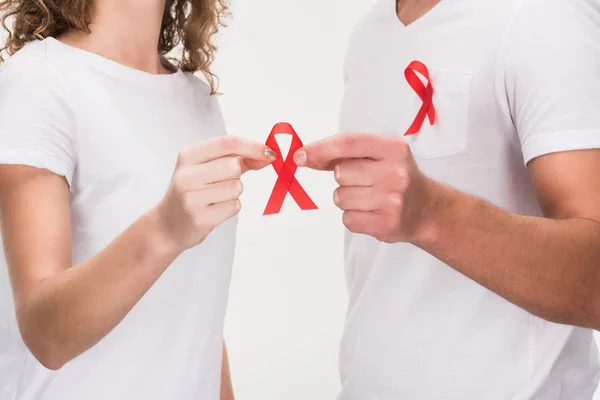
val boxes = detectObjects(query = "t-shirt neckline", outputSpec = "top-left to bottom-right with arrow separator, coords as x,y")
44,36 -> 188,90
384,0 -> 449,31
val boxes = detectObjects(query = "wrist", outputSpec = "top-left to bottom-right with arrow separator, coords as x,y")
411,176 -> 448,249
142,206 -> 184,261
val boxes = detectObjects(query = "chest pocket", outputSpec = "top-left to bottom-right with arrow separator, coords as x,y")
403,68 -> 472,159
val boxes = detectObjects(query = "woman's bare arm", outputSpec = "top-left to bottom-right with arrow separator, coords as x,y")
220,342 -> 235,400
0,137 -> 276,370
0,165 -> 178,370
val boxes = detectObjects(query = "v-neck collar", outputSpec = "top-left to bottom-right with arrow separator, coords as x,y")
384,0 -> 449,31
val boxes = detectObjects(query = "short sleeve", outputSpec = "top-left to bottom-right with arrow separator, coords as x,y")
0,52 -> 77,186
504,0 -> 600,165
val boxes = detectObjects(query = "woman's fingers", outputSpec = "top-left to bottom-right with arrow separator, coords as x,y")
202,179 -> 244,206
243,156 -> 277,172
174,157 -> 243,191
204,200 -> 242,227
161,135 -> 275,251
181,179 -> 243,210
177,136 -> 277,167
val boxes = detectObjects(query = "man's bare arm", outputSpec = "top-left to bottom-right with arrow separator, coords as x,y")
416,149 -> 600,327
299,134 -> 600,328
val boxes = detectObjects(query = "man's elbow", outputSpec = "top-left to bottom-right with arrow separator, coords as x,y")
559,284 -> 600,331
573,271 -> 600,331
588,293 -> 600,332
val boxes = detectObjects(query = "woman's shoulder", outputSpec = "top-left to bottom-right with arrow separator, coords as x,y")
0,39 -> 70,93
2,39 -> 55,70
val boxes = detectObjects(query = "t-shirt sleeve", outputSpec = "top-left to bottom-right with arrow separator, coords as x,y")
0,55 -> 77,186
504,0 -> 600,165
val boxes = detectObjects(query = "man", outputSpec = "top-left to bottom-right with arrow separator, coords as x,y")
295,0 -> 600,398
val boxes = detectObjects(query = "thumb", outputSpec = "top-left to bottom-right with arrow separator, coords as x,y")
293,147 -> 337,171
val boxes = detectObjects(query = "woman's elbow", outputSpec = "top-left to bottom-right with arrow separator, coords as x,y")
25,337 -> 68,371
35,353 -> 66,371
19,322 -> 68,371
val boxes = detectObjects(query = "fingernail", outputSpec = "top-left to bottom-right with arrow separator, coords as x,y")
264,147 -> 278,159
294,150 -> 307,166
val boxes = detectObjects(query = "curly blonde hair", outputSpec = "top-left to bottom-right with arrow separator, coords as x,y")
0,0 -> 229,93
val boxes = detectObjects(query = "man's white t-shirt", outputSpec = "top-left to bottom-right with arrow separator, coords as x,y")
0,38 -> 236,400
338,0 -> 600,398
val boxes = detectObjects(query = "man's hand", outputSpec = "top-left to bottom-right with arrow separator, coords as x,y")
298,132 -> 600,327
294,133 -> 436,244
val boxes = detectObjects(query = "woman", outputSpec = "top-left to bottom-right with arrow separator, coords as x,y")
0,1 -> 277,399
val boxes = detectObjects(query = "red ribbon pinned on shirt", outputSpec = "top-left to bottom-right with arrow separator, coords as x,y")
263,122 -> 318,215
404,60 -> 436,136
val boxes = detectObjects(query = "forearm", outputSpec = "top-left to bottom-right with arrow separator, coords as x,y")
417,180 -> 600,328
18,208 -> 179,370
220,342 -> 235,400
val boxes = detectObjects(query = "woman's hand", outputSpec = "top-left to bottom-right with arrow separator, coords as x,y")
0,136 -> 276,370
154,136 -> 277,253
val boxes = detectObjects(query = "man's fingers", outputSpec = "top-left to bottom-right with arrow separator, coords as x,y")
334,159 -> 379,187
342,210 -> 380,237
334,187 -> 379,211
177,136 -> 277,167
294,133 -> 392,170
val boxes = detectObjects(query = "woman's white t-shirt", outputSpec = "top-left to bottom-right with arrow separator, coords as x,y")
0,38 -> 236,400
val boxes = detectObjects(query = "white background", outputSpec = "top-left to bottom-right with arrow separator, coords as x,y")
213,1 -> 378,398
213,1 -> 375,398
2,0 -> 600,399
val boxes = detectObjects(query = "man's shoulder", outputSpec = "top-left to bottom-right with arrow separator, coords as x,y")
501,0 -> 600,62
510,0 -> 599,31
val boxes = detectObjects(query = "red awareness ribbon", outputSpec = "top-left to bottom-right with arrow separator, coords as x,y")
404,60 -> 436,136
263,122 -> 318,215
